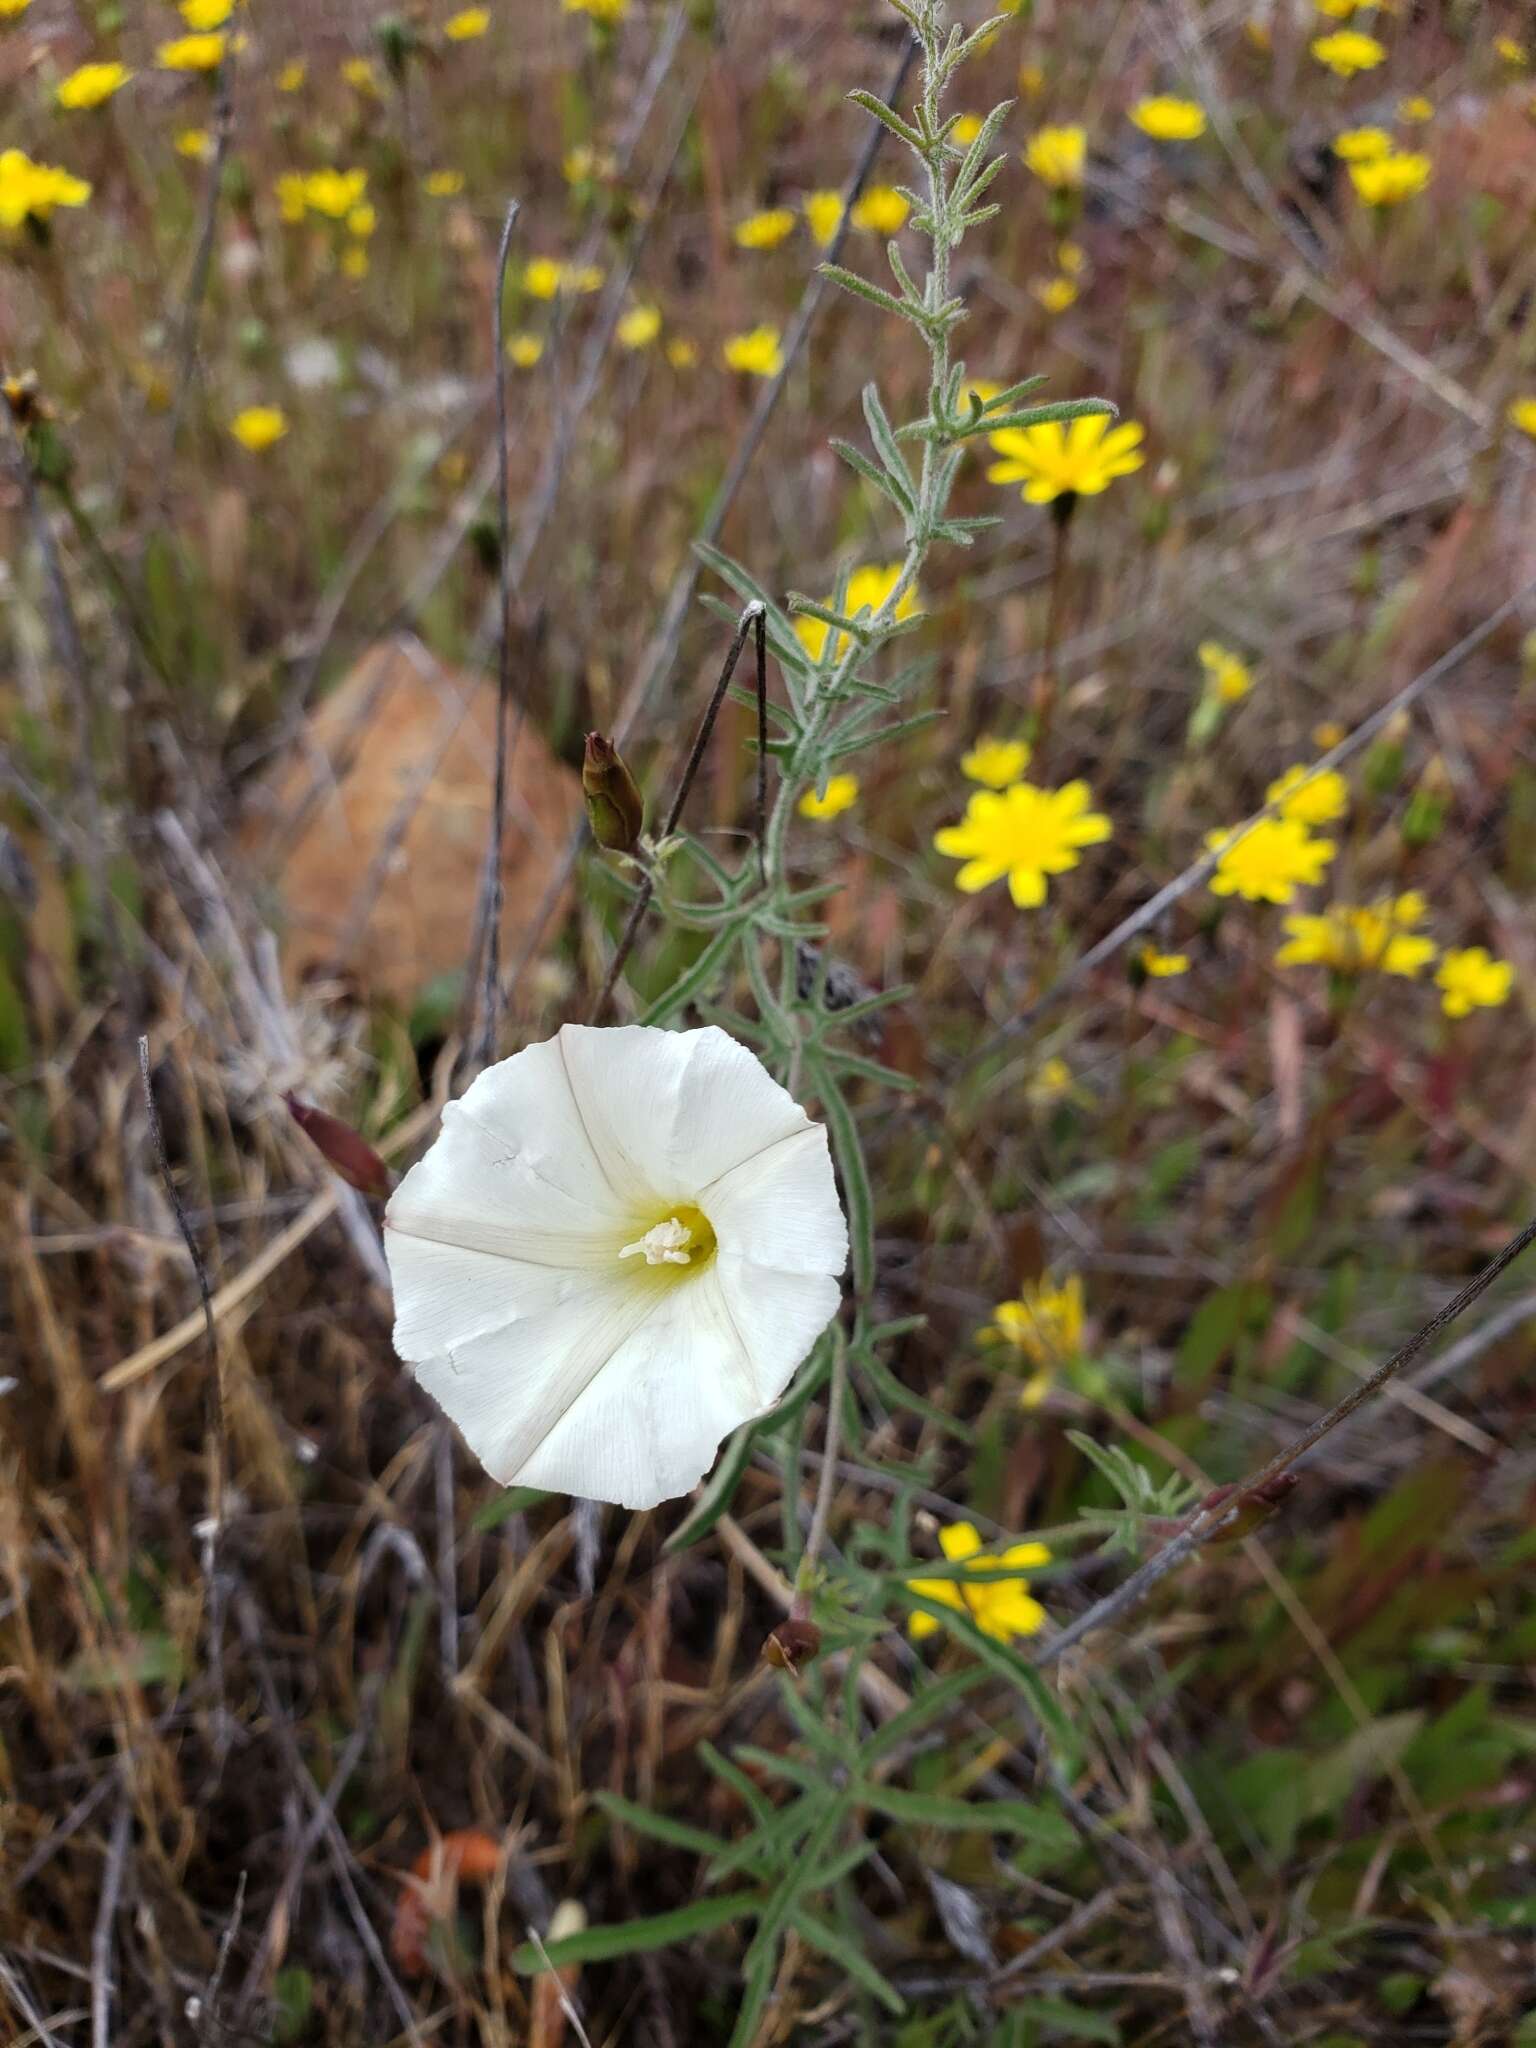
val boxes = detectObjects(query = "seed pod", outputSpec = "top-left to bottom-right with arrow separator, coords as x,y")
582,731 -> 645,853
763,1615 -> 822,1676
285,1095 -> 394,1199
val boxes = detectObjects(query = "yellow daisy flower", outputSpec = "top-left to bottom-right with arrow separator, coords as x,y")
1023,124 -> 1086,189
1436,948 -> 1514,1018
934,781 -> 1112,908
229,405 -> 287,451
987,416 -> 1145,503
1198,640 -> 1253,703
157,32 -> 226,70
907,1522 -> 1051,1643
851,183 -> 910,233
1311,30 -> 1387,77
722,326 -> 783,377
1265,763 -> 1350,828
961,736 -> 1032,789
1276,893 -> 1436,977
802,188 -> 845,248
733,206 -> 797,251
1348,152 -> 1431,204
798,774 -> 860,821
1206,818 -> 1335,904
56,61 -> 133,109
1128,95 -> 1206,141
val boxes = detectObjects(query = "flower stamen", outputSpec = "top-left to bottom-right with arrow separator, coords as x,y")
619,1216 -> 697,1267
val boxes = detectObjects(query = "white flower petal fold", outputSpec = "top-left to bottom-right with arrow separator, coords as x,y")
384,1023 -> 848,1509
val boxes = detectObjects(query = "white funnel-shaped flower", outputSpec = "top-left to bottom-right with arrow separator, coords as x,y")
384,1024 -> 848,1509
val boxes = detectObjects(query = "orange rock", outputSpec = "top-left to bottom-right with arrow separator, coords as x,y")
240,639 -> 581,1007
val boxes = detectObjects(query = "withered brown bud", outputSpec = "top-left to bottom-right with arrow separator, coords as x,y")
1203,1472 -> 1298,1546
582,731 -> 644,854
285,1095 -> 394,1199
763,1616 -> 822,1677
3,372 -> 47,427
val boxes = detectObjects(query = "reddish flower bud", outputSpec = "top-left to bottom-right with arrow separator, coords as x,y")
284,1095 -> 394,1199
582,731 -> 645,854
1203,1472 -> 1299,1545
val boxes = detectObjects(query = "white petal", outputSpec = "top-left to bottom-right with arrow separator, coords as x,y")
704,1125 -> 848,1276
515,1266 -> 772,1507
713,1254 -> 844,1408
459,1036 -> 636,1217
669,1024 -> 817,1188
386,1230 -> 607,1357
385,1095 -> 623,1270
410,1274 -> 658,1487
552,1023 -> 693,1206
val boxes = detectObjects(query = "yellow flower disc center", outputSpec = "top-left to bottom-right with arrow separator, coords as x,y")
618,1204 -> 717,1273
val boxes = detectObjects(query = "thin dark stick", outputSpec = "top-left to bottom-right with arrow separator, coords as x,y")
165,66 -> 235,459
660,601 -> 763,843
198,1868 -> 246,2039
587,602 -> 764,1023
236,1602 -> 422,2044
0,404 -> 118,963
137,1035 -> 224,1532
89,1791 -> 131,2048
753,607 -> 769,886
1029,1211 -> 1536,1673
464,200 -> 522,1076
791,1334 -> 846,1617
231,1688 -> 380,2022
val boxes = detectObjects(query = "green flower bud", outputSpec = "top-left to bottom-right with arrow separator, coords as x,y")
582,731 -> 644,853
376,13 -> 413,76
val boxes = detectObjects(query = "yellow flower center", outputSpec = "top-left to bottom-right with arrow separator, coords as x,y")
618,1204 -> 716,1273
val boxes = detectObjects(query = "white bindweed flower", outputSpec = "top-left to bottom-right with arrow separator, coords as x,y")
384,1024 -> 847,1508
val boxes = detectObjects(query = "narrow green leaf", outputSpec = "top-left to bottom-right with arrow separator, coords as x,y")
729,1802 -> 844,2048
697,1739 -> 774,1825
956,397 -> 1117,441
857,1783 -> 1077,1849
862,383 -> 915,500
903,1597 -> 1076,1754
858,1344 -> 975,1442
846,88 -> 925,151
823,1048 -> 920,1093
664,1414 -> 763,1553
829,436 -> 914,515
471,1485 -> 551,1530
791,1906 -> 907,2016
594,1792 -> 727,1857
861,1664 -> 995,1764
808,1056 -> 875,1295
818,264 -> 912,321
637,922 -> 743,1027
511,1890 -> 761,1972
708,1790 -> 827,1884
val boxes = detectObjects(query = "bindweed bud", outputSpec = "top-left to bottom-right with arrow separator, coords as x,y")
582,731 -> 645,854
284,1095 -> 394,1199
1400,754 -> 1451,849
376,13 -> 415,77
1202,1472 -> 1299,1545
763,1615 -> 822,1677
